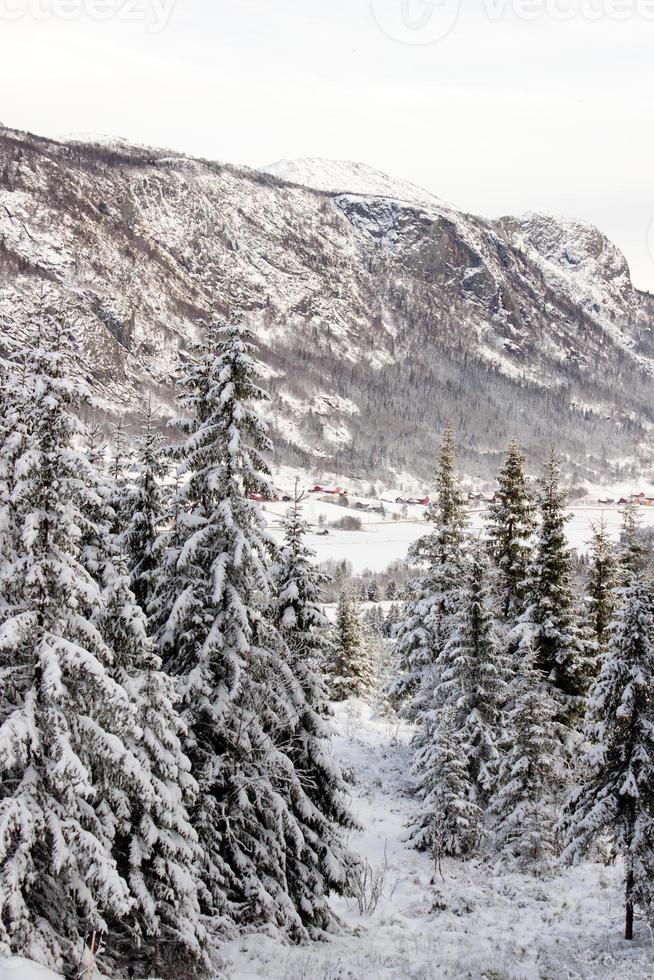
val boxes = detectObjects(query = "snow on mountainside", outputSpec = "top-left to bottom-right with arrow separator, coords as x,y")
1,127 -> 653,486
263,157 -> 443,208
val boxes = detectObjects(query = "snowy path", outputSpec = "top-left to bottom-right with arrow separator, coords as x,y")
224,703 -> 654,980
4,704 -> 653,979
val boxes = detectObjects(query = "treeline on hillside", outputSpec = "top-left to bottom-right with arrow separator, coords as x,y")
264,332 -> 653,486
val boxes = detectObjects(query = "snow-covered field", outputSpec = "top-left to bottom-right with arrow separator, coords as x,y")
264,496 -> 654,574
4,701 -> 653,980
0,961 -> 61,980
222,702 -> 654,979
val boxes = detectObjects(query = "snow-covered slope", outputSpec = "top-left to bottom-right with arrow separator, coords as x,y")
264,157 -> 443,208
0,959 -> 61,979
6,699 -> 651,978
220,700 -> 653,978
1,128 -> 653,485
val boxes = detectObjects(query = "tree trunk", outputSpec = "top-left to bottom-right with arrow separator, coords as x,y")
625,867 -> 634,941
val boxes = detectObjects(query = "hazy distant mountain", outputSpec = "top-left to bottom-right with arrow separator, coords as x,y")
1,127 -> 653,486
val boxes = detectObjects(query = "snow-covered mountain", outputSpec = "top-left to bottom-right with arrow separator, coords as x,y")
263,158 -> 444,209
1,126 -> 652,485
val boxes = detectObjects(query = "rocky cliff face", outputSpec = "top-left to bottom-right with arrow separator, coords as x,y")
1,129 -> 652,485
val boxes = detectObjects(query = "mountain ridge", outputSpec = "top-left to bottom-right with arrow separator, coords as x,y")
0,126 -> 652,486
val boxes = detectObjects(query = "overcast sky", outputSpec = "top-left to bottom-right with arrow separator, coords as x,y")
1,0 -> 653,288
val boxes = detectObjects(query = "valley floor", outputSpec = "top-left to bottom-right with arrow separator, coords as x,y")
263,495 -> 654,574
223,702 -> 654,980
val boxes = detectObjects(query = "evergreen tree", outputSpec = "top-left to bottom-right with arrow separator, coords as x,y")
586,517 -> 618,655
438,542 -> 508,801
76,421 -> 207,976
0,350 -> 30,588
0,317 -> 138,973
387,573 -> 433,711
273,494 -> 358,932
109,418 -> 132,482
485,439 -> 535,621
488,644 -> 564,871
328,585 -> 375,701
107,419 -> 134,536
410,706 -> 481,862
363,604 -> 386,638
391,424 -> 468,715
563,574 -> 654,940
123,399 -> 169,617
518,451 -> 592,722
0,316 -> 210,976
154,318 -> 351,938
619,500 -> 648,577
85,421 -> 107,470
385,602 -> 402,639
96,559 -> 209,977
426,423 -> 469,615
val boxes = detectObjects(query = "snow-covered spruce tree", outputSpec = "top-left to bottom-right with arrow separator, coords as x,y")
386,573 -> 432,711
0,350 -> 30,600
518,451 -> 592,724
437,542 -> 508,802
424,422 -> 469,641
107,419 -> 134,536
384,602 -> 402,638
275,490 -> 333,676
363,604 -> 386,638
390,424 -> 468,716
75,432 -> 210,977
273,494 -> 358,931
0,315 -> 139,973
410,706 -> 481,863
563,574 -> 654,940
328,585 -> 375,701
586,517 -> 618,656
618,499 -> 649,577
109,419 -> 130,478
485,438 -> 535,622
95,558 -> 209,977
123,399 -> 169,617
154,318 -> 352,938
487,643 -> 564,871
85,421 -> 107,470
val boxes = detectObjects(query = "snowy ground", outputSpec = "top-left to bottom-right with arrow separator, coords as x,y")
263,496 -> 654,574
4,702 -> 654,979
221,702 -> 654,980
0,961 -> 62,980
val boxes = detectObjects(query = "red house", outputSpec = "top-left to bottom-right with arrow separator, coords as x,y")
311,485 -> 346,496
